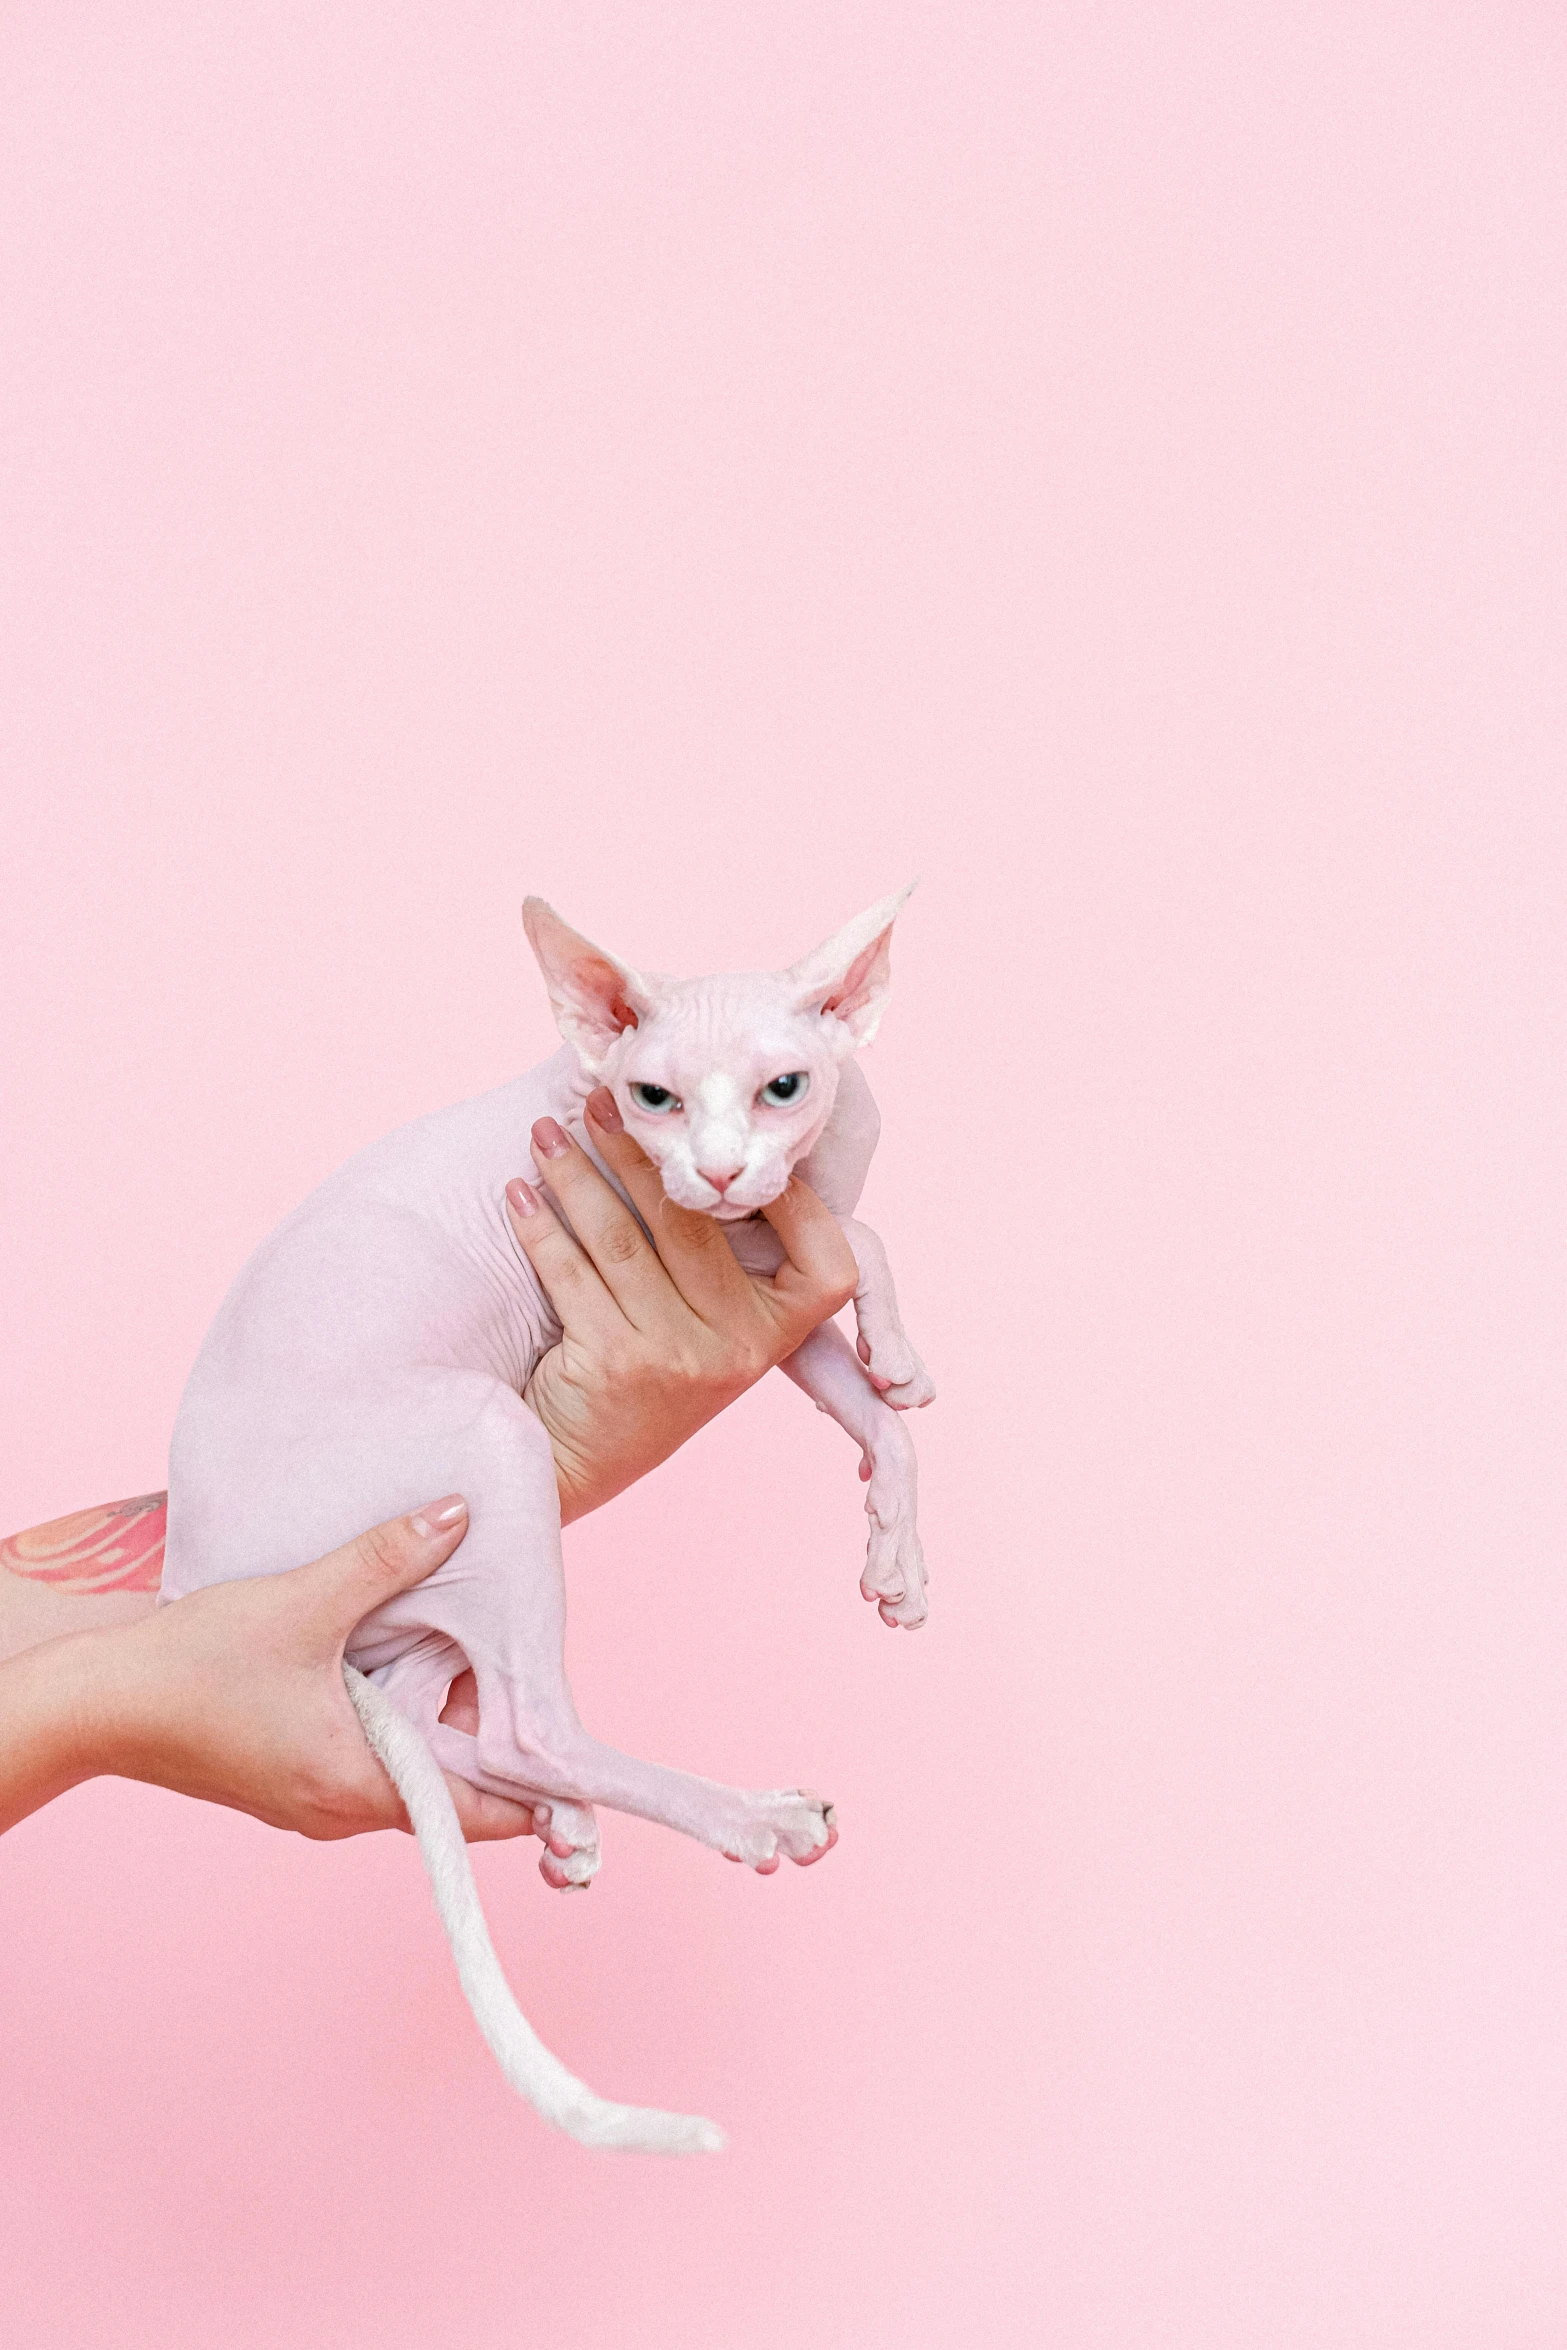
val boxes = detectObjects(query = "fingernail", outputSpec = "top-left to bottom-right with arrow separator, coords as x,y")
531,1117 -> 570,1159
411,1495 -> 468,1538
506,1177 -> 540,1217
586,1086 -> 623,1134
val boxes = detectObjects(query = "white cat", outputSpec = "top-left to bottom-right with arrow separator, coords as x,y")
162,888 -> 933,2152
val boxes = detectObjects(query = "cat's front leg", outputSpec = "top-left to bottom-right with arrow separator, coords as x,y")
781,1320 -> 928,1629
838,1216 -> 936,1412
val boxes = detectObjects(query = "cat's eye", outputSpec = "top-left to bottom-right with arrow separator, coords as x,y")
759,1072 -> 809,1108
629,1081 -> 681,1114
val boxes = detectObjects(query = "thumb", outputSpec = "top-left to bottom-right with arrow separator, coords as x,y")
290,1495 -> 470,1642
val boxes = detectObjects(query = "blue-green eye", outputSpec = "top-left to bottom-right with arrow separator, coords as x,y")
760,1072 -> 809,1108
630,1081 -> 681,1114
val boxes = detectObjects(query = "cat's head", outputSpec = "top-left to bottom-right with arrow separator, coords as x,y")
522,887 -> 913,1220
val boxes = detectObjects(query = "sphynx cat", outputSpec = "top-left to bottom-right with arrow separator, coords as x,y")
161,887 -> 933,2151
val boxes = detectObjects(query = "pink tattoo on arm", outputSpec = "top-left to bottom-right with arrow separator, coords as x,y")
0,1494 -> 167,1593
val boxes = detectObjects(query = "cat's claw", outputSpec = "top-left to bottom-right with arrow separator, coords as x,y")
532,1798 -> 601,1889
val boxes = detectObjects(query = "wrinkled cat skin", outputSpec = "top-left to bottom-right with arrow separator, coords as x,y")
161,890 -> 932,2149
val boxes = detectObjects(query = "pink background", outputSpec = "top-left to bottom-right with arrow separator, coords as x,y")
2,6 -> 1566,2345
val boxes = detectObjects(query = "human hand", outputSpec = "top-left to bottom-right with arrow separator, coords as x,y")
0,1499 -> 538,1844
509,1087 -> 859,1525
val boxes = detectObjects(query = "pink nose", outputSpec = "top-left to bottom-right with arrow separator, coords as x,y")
697,1165 -> 743,1194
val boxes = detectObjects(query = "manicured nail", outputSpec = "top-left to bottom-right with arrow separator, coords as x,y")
586,1086 -> 623,1134
411,1495 -> 468,1538
506,1177 -> 540,1217
531,1117 -> 569,1159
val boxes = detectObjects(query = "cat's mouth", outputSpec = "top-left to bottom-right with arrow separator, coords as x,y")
656,1189 -> 760,1223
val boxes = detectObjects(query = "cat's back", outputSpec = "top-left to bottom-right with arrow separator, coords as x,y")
311,1048 -> 573,1220
175,1050 -> 578,1408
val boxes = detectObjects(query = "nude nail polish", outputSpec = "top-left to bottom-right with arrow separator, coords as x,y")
531,1117 -> 569,1158
411,1494 -> 468,1537
586,1086 -> 623,1134
506,1177 -> 540,1216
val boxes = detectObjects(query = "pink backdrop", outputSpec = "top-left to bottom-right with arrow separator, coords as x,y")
3,6 -> 1566,2345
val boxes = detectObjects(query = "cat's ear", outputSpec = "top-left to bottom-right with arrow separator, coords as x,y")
784,882 -> 916,1049
522,899 -> 655,1068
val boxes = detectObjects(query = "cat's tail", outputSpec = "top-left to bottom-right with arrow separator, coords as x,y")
343,1666 -> 726,2156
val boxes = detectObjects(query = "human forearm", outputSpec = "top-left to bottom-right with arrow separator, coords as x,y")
0,1569 -> 154,1665
0,1494 -> 165,1662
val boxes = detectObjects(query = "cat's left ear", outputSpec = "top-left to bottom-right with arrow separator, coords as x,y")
522,899 -> 657,1070
784,883 -> 916,1050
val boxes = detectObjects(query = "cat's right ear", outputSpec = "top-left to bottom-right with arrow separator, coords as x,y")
522,900 -> 654,1069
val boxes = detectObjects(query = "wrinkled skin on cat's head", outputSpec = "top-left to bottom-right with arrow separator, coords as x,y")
522,887 -> 913,1221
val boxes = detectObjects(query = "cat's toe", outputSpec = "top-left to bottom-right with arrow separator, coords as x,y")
773,1789 -> 836,1865
540,1848 -> 596,1889
862,1517 -> 929,1629
860,1336 -> 936,1412
886,1363 -> 937,1410
791,1795 -> 839,1865
727,1789 -> 836,1870
533,1799 -> 601,1889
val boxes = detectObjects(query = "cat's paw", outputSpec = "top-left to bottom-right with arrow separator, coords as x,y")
532,1797 -> 601,1890
720,1788 -> 838,1873
862,1501 -> 929,1629
856,1329 -> 937,1412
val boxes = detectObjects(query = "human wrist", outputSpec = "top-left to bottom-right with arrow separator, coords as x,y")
0,1627 -> 119,1831
53,1608 -> 214,1796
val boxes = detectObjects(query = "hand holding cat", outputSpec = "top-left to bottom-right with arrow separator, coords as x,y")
507,1086 -> 859,1524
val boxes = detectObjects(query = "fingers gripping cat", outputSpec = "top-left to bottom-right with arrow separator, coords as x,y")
162,887 -> 933,2152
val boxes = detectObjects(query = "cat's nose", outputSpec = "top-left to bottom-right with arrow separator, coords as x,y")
696,1164 -> 743,1194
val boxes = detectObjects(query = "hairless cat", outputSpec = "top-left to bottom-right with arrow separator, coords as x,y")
162,888 -> 933,2151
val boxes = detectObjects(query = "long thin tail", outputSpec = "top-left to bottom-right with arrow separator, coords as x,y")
343,1666 -> 725,2155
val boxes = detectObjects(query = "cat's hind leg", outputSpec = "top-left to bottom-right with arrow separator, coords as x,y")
289,1369 -> 605,1888
781,1319 -> 928,1628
